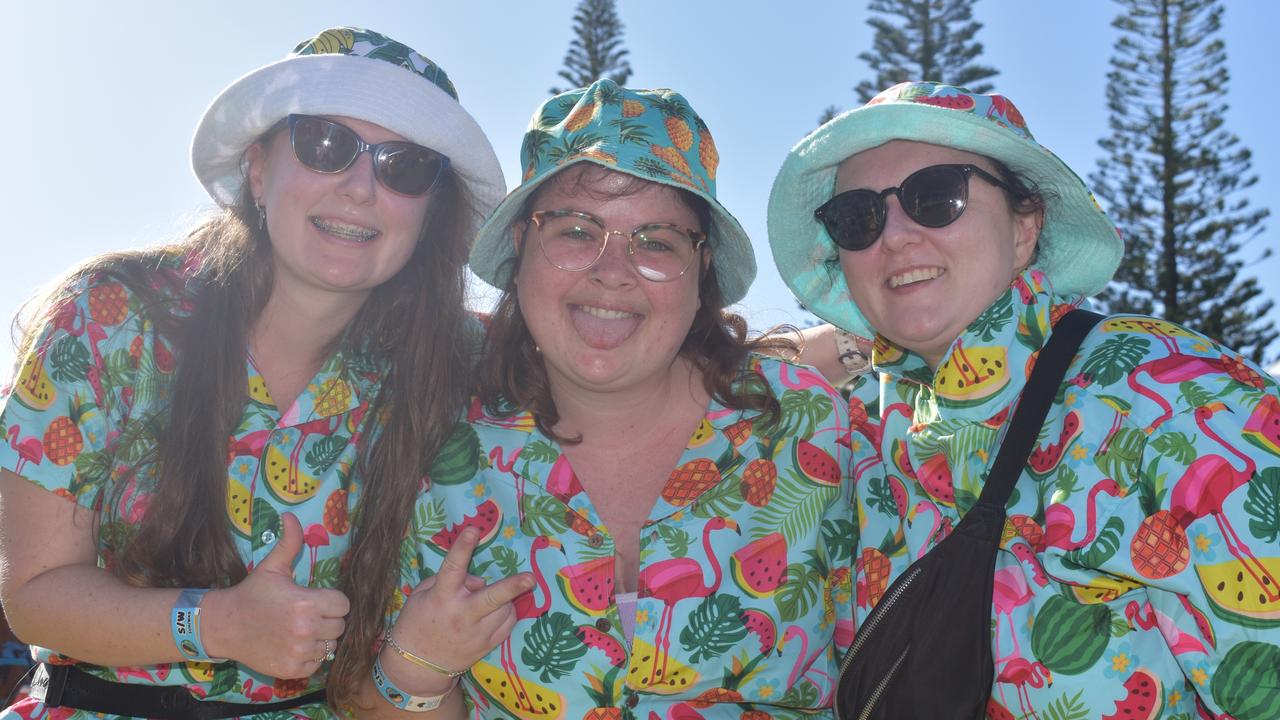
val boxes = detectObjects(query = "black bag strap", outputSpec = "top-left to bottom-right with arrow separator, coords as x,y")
976,309 -> 1104,508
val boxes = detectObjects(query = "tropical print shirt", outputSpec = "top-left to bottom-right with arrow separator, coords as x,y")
850,268 -> 1280,720
393,356 -> 856,720
0,256 -> 379,719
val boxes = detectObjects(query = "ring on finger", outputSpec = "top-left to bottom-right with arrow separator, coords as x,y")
317,638 -> 335,663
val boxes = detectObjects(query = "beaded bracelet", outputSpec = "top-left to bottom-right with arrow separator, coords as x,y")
372,654 -> 459,712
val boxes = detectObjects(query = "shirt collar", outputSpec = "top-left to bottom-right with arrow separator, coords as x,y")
871,269 -> 1082,422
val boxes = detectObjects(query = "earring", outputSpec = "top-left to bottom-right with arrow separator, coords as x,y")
255,202 -> 266,230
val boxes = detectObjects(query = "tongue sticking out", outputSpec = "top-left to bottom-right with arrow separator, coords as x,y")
571,306 -> 642,349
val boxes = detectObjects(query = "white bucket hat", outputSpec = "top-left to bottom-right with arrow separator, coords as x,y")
191,27 -> 504,224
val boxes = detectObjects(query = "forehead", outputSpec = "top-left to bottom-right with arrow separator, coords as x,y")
834,140 -> 997,191
531,165 -> 696,221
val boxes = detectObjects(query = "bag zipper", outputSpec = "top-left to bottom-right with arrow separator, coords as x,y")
834,563 -> 923,720
857,646 -> 910,720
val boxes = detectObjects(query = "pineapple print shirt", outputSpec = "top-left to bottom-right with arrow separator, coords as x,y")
394,356 -> 857,720
849,268 -> 1280,720
0,258 -> 379,719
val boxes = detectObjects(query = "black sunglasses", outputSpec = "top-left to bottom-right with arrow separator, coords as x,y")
287,114 -> 450,197
814,163 -> 1019,251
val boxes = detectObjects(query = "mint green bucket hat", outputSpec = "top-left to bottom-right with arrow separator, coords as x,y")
470,79 -> 756,304
767,81 -> 1123,337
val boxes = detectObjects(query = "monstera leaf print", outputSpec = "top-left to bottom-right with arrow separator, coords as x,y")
970,292 -> 1013,341
1081,335 -> 1150,386
49,335 -> 91,382
523,612 -> 588,682
679,593 -> 747,663
1245,468 -> 1280,542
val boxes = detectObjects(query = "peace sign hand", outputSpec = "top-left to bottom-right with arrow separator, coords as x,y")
390,526 -> 535,679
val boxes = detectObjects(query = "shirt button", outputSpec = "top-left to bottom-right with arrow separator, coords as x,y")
587,534 -> 605,548
261,529 -> 276,545
595,618 -> 612,632
625,694 -> 639,708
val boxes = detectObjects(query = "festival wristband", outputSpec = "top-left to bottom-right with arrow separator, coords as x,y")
373,654 -> 458,712
171,588 -> 226,663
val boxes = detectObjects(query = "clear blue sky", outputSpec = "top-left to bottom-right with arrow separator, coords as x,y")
3,1 -> 1277,374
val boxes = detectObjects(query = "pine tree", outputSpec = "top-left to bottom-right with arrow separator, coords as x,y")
1091,0 -> 1275,363
853,0 -> 998,102
817,105 -> 841,127
550,0 -> 632,95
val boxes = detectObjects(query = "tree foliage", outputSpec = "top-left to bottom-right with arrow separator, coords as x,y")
853,0 -> 998,103
1092,0 -> 1276,363
550,0 -> 632,95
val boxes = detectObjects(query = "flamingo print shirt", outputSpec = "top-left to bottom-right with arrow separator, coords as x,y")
850,268 -> 1280,720
395,356 -> 857,720
0,259 -> 379,719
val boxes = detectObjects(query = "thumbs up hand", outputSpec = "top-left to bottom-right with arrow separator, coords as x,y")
200,512 -> 351,679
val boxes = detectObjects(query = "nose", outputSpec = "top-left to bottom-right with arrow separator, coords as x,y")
876,195 -> 923,252
335,150 -> 377,204
590,231 -> 639,289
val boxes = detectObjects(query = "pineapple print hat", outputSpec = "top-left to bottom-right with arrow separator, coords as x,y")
192,27 -> 504,224
767,81 -> 1123,337
470,79 -> 757,304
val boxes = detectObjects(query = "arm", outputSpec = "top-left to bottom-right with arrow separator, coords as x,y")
790,324 -> 873,386
0,470 -> 348,678
1132,391 -> 1280,717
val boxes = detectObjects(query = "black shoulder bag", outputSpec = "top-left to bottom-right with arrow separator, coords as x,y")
835,309 -> 1103,720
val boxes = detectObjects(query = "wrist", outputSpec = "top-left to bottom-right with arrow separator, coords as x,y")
170,588 -> 228,663
378,644 -> 459,697
192,587 -> 233,661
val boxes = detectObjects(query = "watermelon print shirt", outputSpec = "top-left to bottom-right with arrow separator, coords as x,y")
394,356 -> 857,720
0,258 -> 379,720
849,268 -> 1280,720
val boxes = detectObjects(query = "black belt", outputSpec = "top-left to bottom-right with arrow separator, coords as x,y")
30,663 -> 327,719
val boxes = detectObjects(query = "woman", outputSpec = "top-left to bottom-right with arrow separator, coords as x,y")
0,27 -> 504,718
366,80 -> 857,718
768,81 -> 1280,718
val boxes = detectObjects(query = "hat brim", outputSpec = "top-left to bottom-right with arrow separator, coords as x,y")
192,54 -> 505,225
767,102 -> 1122,336
470,156 -> 757,305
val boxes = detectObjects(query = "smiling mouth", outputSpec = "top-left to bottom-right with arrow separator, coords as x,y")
576,305 -> 640,320
889,267 -> 944,288
570,304 -> 643,349
311,217 -> 379,242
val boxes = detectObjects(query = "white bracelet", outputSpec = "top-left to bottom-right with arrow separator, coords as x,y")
834,330 -> 871,375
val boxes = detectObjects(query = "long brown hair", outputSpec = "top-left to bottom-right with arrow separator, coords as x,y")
9,139 -> 477,712
480,165 -> 795,439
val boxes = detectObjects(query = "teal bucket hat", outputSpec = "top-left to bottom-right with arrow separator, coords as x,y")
192,27 -> 505,223
470,79 -> 757,304
767,81 -> 1123,337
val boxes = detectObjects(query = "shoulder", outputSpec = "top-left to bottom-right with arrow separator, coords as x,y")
1070,312 -> 1277,433
745,353 -> 846,405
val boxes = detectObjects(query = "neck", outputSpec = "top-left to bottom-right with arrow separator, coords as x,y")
251,281 -> 367,365
550,355 -> 708,447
